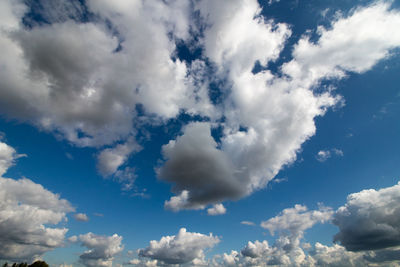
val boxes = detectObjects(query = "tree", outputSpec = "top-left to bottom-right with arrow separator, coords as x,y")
28,261 -> 48,267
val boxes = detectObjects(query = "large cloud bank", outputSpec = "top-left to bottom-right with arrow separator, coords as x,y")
1,0 -> 400,209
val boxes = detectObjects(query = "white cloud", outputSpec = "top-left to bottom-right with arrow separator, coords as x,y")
138,228 -> 219,265
283,2 -> 400,84
78,232 -> 124,267
261,204 -> 333,237
74,213 -> 89,222
207,204 -> 227,216
2,0 -> 400,210
333,182 -> 400,251
0,141 -> 26,176
161,0 -> 400,210
97,138 -> 141,190
316,150 -> 331,162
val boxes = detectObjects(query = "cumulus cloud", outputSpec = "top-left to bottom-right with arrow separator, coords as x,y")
74,213 -> 89,222
160,123 -> 239,209
138,228 -> 219,265
261,204 -> 333,238
207,204 -> 227,216
333,182 -> 400,251
160,1 -> 400,210
97,138 -> 141,190
210,183 -> 400,266
0,141 -> 74,262
0,0 -> 214,148
76,232 -> 124,267
0,141 -> 26,176
2,0 -> 400,208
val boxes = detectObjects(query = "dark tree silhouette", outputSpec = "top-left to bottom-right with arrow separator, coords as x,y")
2,261 -> 48,267
28,262 -> 48,267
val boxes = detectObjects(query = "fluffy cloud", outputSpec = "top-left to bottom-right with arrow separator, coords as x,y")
160,123 -> 239,209
0,141 -> 25,176
207,204 -> 227,216
0,141 -> 74,262
2,0 -> 400,208
333,182 -> 400,251
284,2 -> 400,84
0,177 -> 74,261
138,228 -> 219,265
261,204 -> 333,237
76,232 -> 124,267
74,213 -> 89,222
160,1 -> 400,210
97,138 -> 142,190
0,0 -> 214,148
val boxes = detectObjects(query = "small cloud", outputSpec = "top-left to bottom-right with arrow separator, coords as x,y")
93,212 -> 104,217
207,204 -> 227,216
241,221 -> 255,226
321,8 -> 330,18
272,177 -> 288,184
332,148 -> 343,157
65,152 -> 73,160
68,236 -> 78,243
74,213 -> 89,222
316,150 -> 331,162
316,148 -> 343,162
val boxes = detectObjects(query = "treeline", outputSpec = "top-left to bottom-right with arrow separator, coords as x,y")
2,261 -> 49,267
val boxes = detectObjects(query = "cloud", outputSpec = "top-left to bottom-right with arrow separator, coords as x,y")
0,141 -> 74,262
0,141 -> 26,176
283,2 -> 400,83
316,148 -> 343,162
2,0 -> 400,208
97,138 -> 141,190
74,213 -> 89,222
77,232 -> 124,267
240,221 -> 256,226
333,182 -> 400,251
0,0 -> 214,148
261,204 -> 333,238
241,240 -> 270,258
210,183 -> 400,266
138,228 -> 219,265
161,1 -> 400,211
160,123 -> 240,209
207,204 -> 227,216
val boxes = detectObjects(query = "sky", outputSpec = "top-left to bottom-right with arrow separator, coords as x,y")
1,0 -> 400,266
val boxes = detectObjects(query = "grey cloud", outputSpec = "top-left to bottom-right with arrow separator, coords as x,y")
159,122 -> 243,209
0,177 -> 73,261
0,0 -> 214,148
138,228 -> 219,265
78,232 -> 124,267
74,213 -> 89,222
0,141 -> 73,261
333,182 -> 400,251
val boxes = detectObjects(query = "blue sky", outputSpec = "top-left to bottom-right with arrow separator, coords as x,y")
1,0 -> 400,266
